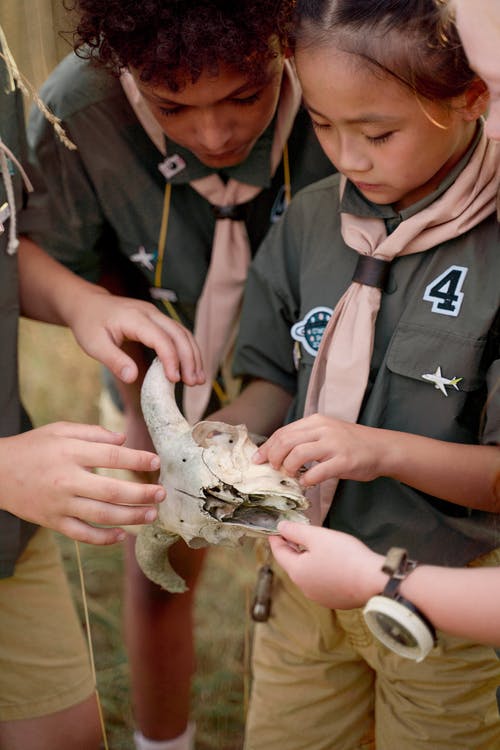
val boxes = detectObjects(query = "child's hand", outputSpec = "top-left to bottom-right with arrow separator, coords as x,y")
67,289 -> 205,386
253,414 -> 388,486
269,521 -> 385,609
0,423 -> 166,544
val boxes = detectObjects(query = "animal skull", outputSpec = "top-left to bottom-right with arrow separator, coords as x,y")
137,357 -> 309,592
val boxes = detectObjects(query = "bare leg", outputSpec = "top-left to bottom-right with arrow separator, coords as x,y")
0,694 -> 102,750
124,535 -> 206,741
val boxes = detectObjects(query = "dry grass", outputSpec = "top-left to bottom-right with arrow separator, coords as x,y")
19,318 -> 256,749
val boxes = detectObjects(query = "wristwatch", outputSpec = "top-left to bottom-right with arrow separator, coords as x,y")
362,547 -> 437,662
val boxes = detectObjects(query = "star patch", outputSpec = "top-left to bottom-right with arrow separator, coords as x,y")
291,306 -> 333,357
130,246 -> 157,271
421,366 -> 462,397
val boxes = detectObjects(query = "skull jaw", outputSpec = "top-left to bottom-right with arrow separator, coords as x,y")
139,487 -> 309,592
158,481 -> 309,543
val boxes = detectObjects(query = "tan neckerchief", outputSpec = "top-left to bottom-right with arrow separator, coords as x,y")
303,131 -> 500,524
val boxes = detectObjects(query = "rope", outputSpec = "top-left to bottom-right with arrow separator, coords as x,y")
283,142 -> 291,206
74,541 -> 110,750
0,24 -> 76,150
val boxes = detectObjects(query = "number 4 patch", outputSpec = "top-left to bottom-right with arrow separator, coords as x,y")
423,265 -> 468,317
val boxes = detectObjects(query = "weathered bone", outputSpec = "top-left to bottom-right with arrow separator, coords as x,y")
137,357 -> 309,592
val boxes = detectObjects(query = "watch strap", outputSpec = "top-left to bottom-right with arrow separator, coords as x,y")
381,547 -> 437,644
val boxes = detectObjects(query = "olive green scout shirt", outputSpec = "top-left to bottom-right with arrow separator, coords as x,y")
233,140 -> 500,567
0,53 -> 37,578
21,53 -> 333,334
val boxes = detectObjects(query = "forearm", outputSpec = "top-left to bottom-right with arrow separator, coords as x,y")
210,379 -> 292,436
399,564 -> 500,645
359,548 -> 500,644
17,236 -> 108,325
345,548 -> 500,645
271,522 -> 500,646
379,428 -> 500,512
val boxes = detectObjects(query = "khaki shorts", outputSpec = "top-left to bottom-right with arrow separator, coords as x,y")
0,528 -> 95,721
245,550 -> 500,750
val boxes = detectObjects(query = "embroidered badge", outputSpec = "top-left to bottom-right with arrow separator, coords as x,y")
421,366 -> 463,397
291,306 -> 333,357
158,154 -> 186,180
130,246 -> 157,271
270,185 -> 288,224
423,265 -> 468,317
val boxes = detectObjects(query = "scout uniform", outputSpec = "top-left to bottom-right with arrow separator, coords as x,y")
22,52 -> 333,412
233,132 -> 500,750
0,42 -> 94,723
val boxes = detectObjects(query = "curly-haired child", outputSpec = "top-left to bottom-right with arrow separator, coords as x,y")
22,2 -> 334,748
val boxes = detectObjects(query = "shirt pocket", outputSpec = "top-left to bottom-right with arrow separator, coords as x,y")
384,322 -> 485,439
387,323 -> 484,391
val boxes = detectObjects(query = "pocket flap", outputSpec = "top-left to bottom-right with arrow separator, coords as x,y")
386,323 -> 484,392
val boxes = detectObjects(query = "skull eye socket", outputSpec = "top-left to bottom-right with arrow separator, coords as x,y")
192,421 -> 241,447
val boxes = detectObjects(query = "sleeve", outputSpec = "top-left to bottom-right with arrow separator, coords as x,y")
233,196 -> 306,395
18,103 -> 107,282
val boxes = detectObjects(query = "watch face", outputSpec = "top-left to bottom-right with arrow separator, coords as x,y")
363,595 -> 435,662
372,611 -> 419,649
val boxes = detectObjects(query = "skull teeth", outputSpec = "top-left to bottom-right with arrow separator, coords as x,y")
202,487 -> 303,531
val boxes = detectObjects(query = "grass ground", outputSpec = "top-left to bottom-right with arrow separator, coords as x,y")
19,318 -> 256,749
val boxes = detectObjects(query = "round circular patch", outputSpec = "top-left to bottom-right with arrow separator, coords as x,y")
291,306 -> 333,357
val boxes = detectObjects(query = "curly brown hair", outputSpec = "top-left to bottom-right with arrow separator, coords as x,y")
67,0 -> 295,90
